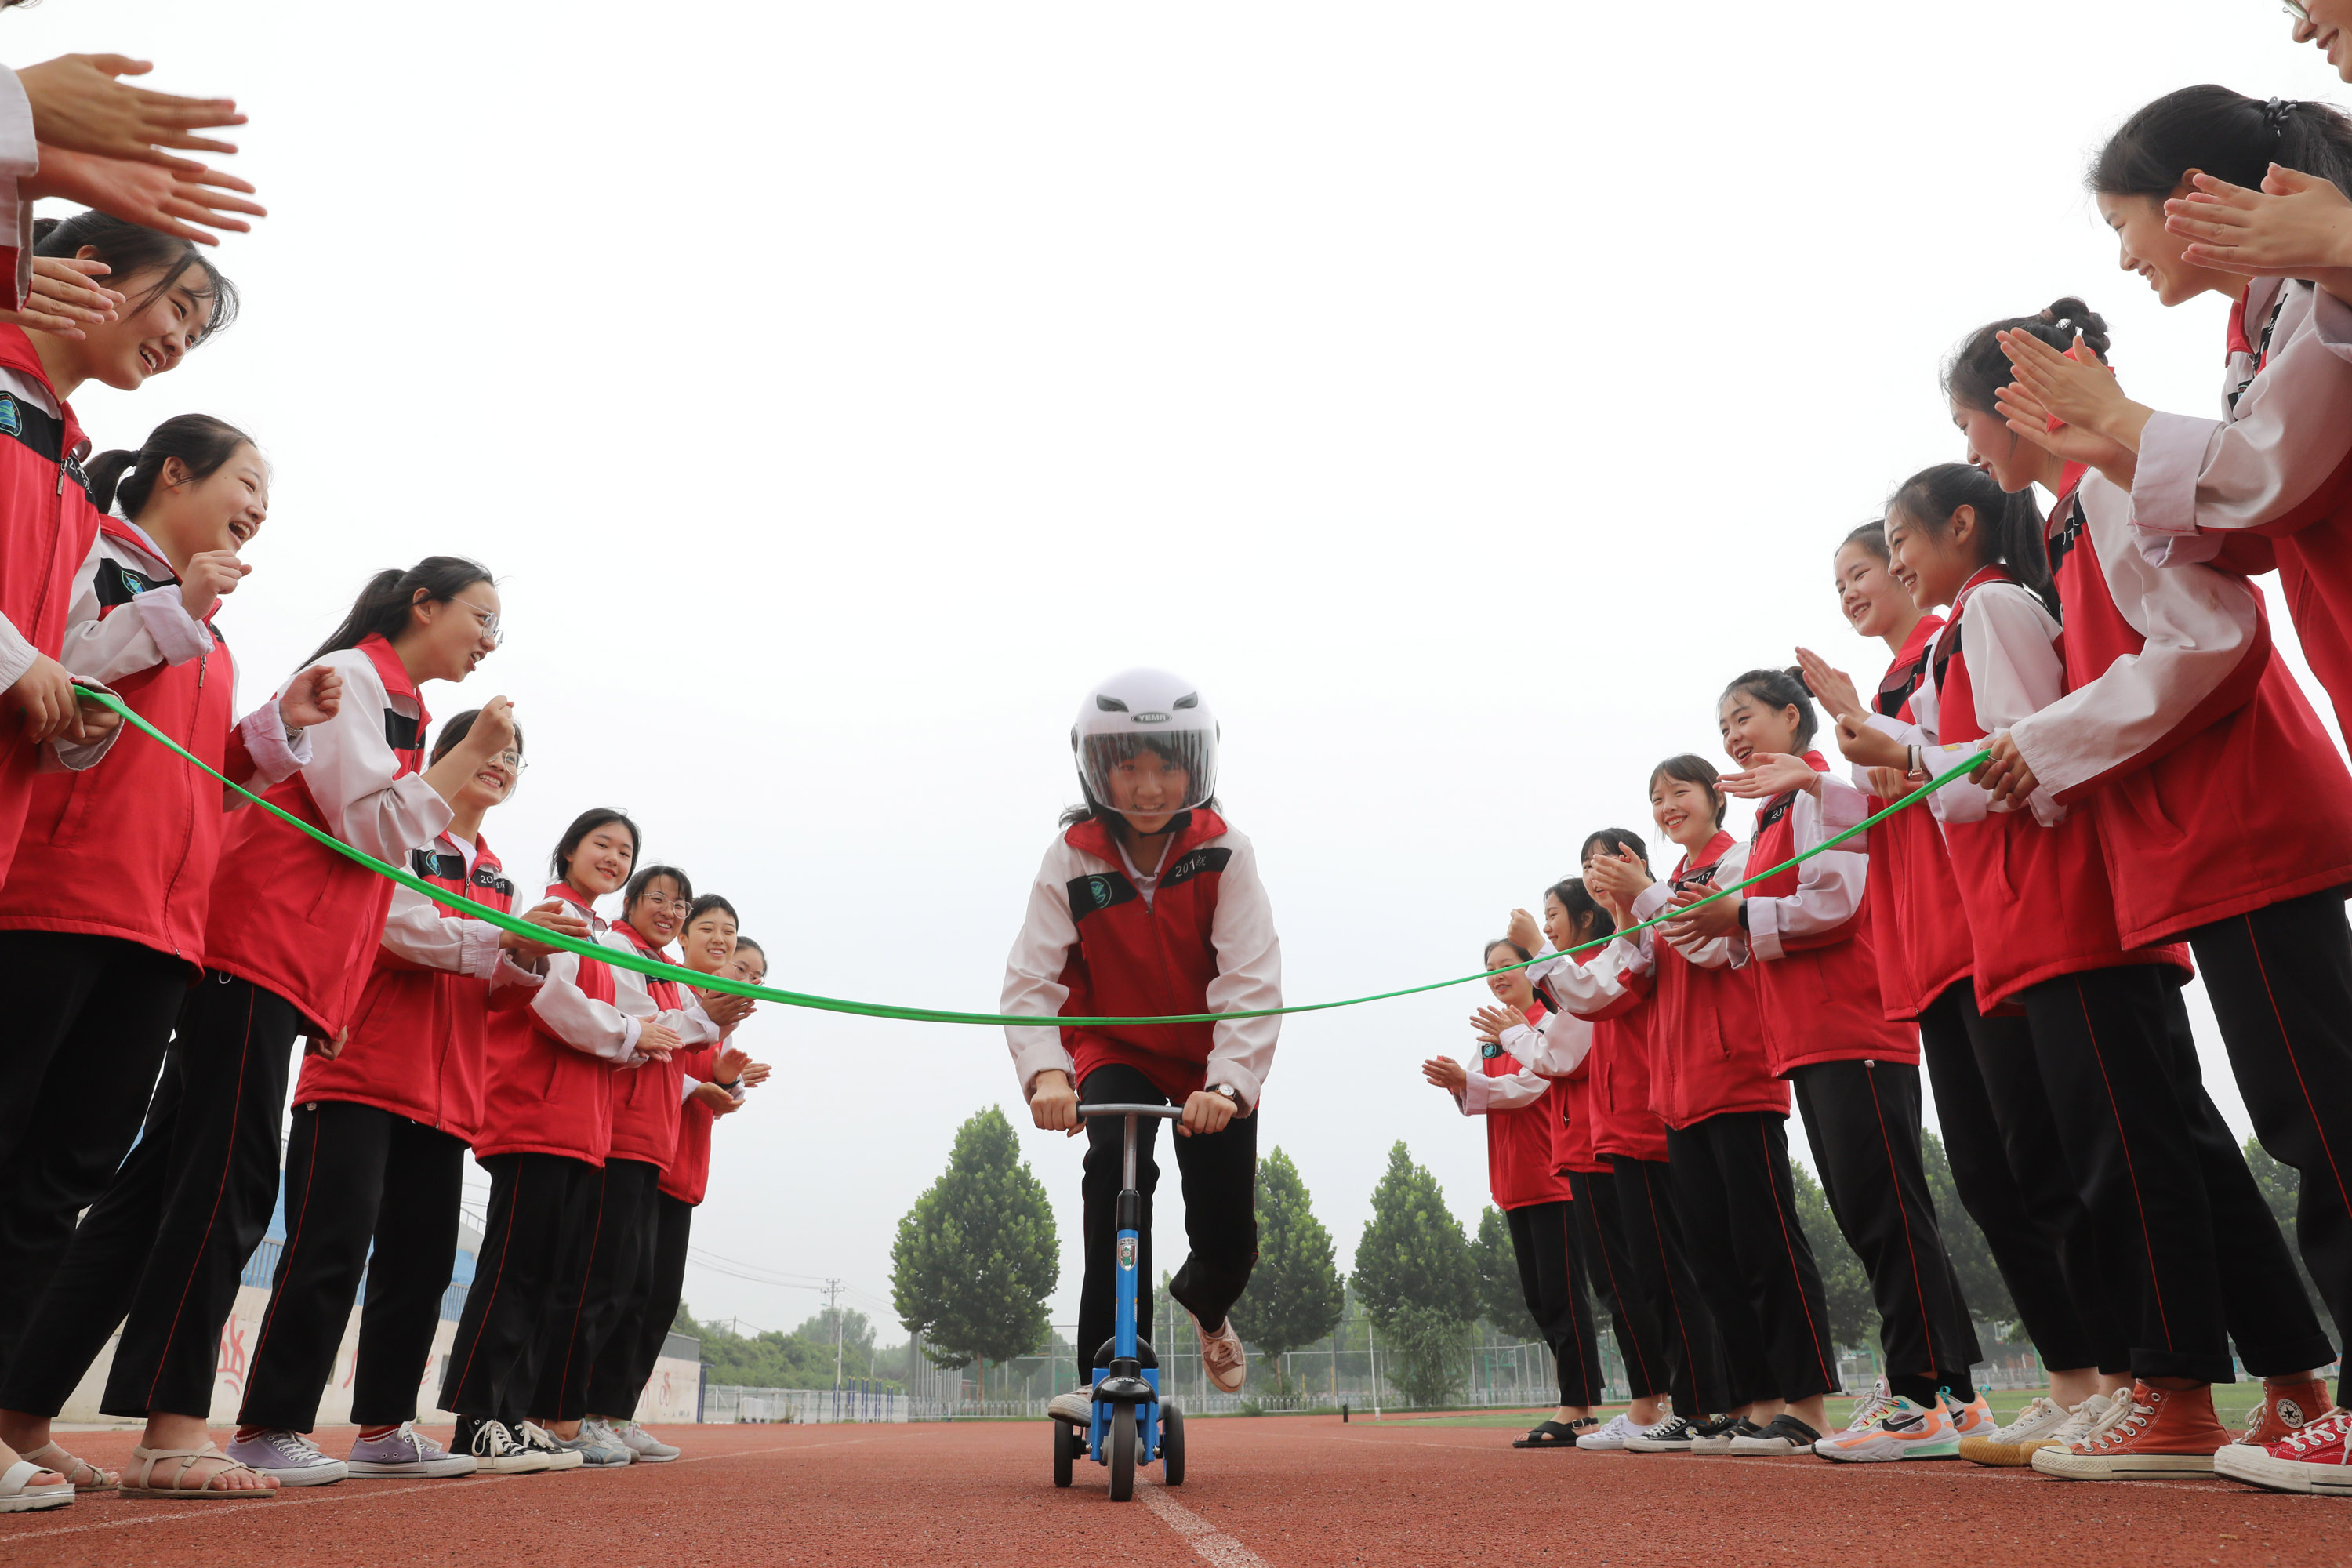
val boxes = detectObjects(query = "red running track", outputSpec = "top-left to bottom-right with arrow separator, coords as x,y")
0,1417 -> 2329,1566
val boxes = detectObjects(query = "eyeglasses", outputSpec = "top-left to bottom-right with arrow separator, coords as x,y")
2285,0 -> 2312,21
452,597 -> 504,648
494,750 -> 527,775
635,895 -> 691,913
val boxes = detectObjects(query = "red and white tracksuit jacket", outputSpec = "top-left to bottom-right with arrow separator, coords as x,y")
603,918 -> 723,1168
472,882 -> 668,1166
1823,565 -> 2190,1008
293,832 -> 533,1143
0,77 -> 35,309
1853,615 -> 1976,1022
0,326 -> 115,882
1526,944 -> 1671,1163
1002,808 -> 1281,1109
1731,750 -> 1917,1074
2008,474 -> 2352,946
2129,278 -> 2352,741
201,633 -> 454,1033
1616,833 -> 1788,1128
1452,1000 -> 1579,1209
0,518 -> 305,965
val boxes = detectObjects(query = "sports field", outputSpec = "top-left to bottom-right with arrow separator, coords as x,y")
0,1403 -> 2321,1566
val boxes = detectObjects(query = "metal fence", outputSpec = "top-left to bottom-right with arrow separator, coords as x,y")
704,1382 -> 910,1424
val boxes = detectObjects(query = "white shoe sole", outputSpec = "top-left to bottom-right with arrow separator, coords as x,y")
348,1457 -> 478,1479
0,1486 -> 73,1514
255,1465 -> 347,1487
2031,1447 -> 2216,1479
627,1450 -> 680,1463
1726,1439 -> 1809,1455
1621,1439 -> 1693,1453
1813,1439 -> 1960,1463
1686,1439 -> 1736,1455
1574,1437 -> 1628,1450
535,1452 -> 586,1472
2212,1443 -> 2352,1495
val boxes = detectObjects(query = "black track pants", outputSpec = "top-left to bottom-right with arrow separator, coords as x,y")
0,931 -> 185,1384
1504,1199 -> 1607,1407
531,1156 -> 660,1422
1790,1057 -> 1981,1399
1566,1169 -> 1665,1401
238,1102 -> 466,1430
1665,1111 -> 1840,1406
439,1152 -> 596,1427
2188,891 -> 2352,1403
2020,964 -> 2332,1385
1075,1064 -> 1258,1373
1917,983 -> 2124,1373
1607,1154 -> 1730,1415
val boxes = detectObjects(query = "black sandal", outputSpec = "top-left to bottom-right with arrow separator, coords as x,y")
1512,1417 -> 1595,1449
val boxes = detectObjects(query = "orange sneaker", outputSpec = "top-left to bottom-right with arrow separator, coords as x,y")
2030,1382 -> 2228,1480
1942,1389 -> 1997,1442
2236,1377 -> 2328,1446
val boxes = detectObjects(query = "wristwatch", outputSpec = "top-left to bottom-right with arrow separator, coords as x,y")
1212,1083 -> 1243,1109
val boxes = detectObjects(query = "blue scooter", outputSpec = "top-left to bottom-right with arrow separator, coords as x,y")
1052,1103 -> 1186,1501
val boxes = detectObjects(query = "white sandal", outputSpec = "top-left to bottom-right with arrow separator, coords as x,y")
0,1458 -> 72,1514
122,1443 -> 278,1501
21,1440 -> 116,1493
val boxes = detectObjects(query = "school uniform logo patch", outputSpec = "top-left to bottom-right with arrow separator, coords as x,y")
1159,846 -> 1232,889
1117,1237 -> 1137,1269
1065,872 -> 1138,923
0,394 -> 20,437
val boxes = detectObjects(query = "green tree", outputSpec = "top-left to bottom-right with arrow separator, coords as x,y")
1472,1205 -> 1542,1345
1226,1147 -> 1345,1392
1918,1131 -> 2016,1327
891,1106 -> 1060,1389
1350,1142 -> 1477,1407
1789,1158 -> 1878,1352
2244,1137 -> 2338,1341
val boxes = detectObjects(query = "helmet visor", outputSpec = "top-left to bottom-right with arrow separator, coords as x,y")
1078,728 -> 1216,822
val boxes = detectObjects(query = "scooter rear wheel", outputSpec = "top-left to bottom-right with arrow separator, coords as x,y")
1052,1417 -> 1076,1487
1108,1409 -> 1136,1501
1160,1403 -> 1185,1486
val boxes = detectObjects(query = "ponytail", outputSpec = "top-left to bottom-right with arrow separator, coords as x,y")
2092,85 -> 2352,203
304,557 -> 492,668
1721,667 -> 1819,749
1887,463 -> 2057,616
1944,296 -> 2111,416
84,413 -> 258,519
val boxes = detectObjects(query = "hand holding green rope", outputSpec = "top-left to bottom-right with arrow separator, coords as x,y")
78,686 -> 1982,1027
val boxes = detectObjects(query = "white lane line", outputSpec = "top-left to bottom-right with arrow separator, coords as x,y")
1138,1479 -> 1274,1568
0,1436 -> 884,1543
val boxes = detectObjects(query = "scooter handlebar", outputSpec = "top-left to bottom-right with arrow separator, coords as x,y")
1076,1103 -> 1187,1120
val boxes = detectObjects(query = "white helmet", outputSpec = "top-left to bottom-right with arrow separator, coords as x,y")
1071,668 -> 1218,820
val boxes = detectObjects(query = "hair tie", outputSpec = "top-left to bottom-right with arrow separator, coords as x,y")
2264,96 -> 2294,146
2055,318 -> 2074,334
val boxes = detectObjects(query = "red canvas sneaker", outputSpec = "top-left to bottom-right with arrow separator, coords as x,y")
2213,1407 -> 2352,1496
2030,1382 -> 2229,1479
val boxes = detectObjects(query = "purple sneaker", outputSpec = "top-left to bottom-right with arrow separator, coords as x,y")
347,1423 -> 478,1479
224,1428 -> 347,1486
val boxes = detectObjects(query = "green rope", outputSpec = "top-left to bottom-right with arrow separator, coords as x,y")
77,685 -> 1980,1026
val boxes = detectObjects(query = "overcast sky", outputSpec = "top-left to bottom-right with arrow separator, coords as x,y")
13,3 -> 2345,1343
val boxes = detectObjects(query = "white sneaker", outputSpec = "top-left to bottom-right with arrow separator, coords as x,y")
1048,1390 -> 1094,1425
2051,1392 -> 2121,1445
465,1419 -> 550,1475
1958,1395 -> 2074,1467
515,1421 -> 586,1472
223,1428 -> 347,1486
612,1422 -> 680,1463
1195,1315 -> 1247,1394
1576,1412 -> 1642,1450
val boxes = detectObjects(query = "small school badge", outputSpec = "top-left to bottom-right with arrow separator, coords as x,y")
0,394 -> 20,437
1117,1237 -> 1137,1269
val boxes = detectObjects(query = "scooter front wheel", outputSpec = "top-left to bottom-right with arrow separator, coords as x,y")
1160,1403 -> 1185,1486
1108,1409 -> 1136,1501
1052,1417 -> 1076,1487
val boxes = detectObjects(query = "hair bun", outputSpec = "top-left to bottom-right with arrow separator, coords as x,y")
1784,663 -> 1814,698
